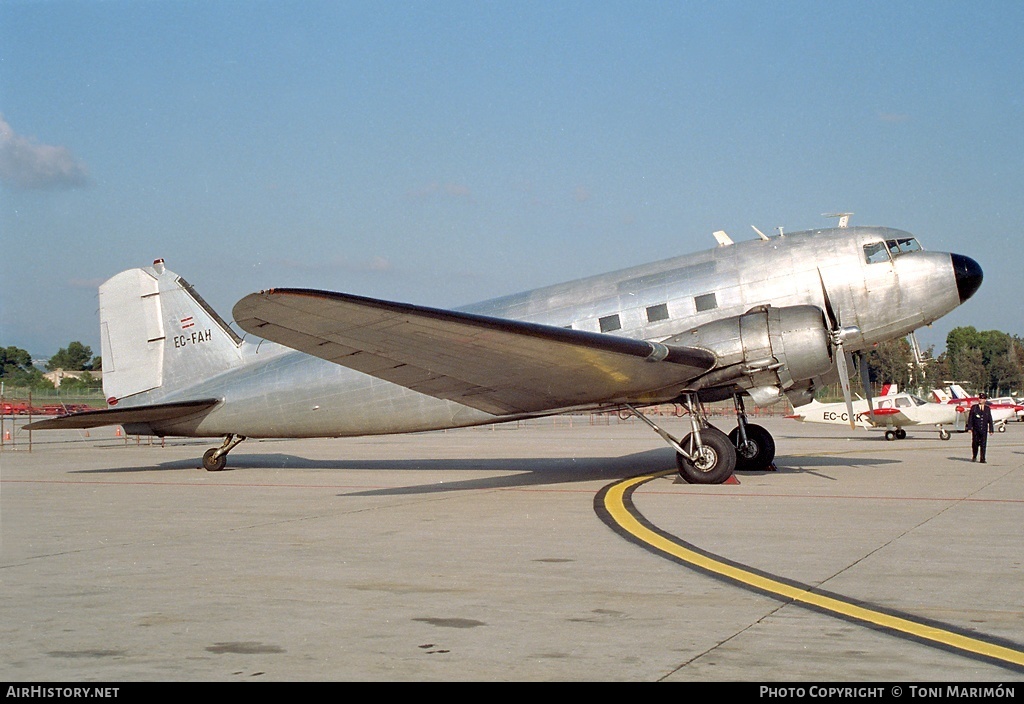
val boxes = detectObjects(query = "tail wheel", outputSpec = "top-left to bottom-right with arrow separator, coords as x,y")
203,448 -> 227,472
728,424 -> 776,471
676,426 -> 736,484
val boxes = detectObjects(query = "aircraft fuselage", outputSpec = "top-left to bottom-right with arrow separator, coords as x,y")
121,226 -> 975,438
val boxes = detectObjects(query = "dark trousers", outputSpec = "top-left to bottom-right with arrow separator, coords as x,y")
972,432 -> 988,461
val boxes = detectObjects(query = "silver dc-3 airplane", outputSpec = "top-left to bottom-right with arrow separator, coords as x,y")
785,383 -> 961,441
28,216 -> 983,484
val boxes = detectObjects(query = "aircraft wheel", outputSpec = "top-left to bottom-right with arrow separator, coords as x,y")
998,424 -> 1006,433
939,429 -> 951,441
676,426 -> 736,484
885,430 -> 897,441
896,428 -> 907,440
728,424 -> 776,471
203,448 -> 228,472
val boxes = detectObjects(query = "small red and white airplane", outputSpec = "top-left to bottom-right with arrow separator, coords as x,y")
931,384 -> 1021,433
787,384 -> 961,440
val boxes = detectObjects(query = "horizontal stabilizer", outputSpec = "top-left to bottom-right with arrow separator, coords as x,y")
233,288 -> 717,415
24,399 -> 220,430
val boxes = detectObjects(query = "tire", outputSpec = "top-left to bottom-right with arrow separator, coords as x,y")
896,428 -> 907,440
203,448 -> 227,472
885,430 -> 897,441
676,426 -> 736,484
939,429 -> 951,440
728,424 -> 776,471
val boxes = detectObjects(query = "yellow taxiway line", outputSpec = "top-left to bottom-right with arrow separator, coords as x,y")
597,471 -> 1024,670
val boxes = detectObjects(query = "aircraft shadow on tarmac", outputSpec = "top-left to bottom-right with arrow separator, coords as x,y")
75,450 -> 671,494
71,448 -> 901,495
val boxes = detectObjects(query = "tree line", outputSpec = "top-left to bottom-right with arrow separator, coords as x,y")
2,327 -> 1022,397
0,342 -> 102,391
844,327 -> 1022,398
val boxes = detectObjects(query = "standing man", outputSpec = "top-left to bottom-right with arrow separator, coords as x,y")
967,393 -> 995,463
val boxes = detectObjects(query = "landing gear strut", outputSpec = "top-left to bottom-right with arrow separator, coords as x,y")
624,394 -> 736,484
728,393 -> 776,471
202,434 -> 246,471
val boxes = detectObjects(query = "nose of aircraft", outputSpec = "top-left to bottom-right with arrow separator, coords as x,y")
951,253 -> 983,303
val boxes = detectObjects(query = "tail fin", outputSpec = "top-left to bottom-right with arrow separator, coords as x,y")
932,388 -> 951,403
100,259 -> 243,404
948,384 -> 969,399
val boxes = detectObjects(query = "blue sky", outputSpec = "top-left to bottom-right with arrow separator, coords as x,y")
2,0 -> 1022,361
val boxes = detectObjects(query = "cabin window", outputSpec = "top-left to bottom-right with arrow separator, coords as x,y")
599,314 -> 621,332
863,242 -> 891,264
694,293 -> 717,312
646,303 -> 669,323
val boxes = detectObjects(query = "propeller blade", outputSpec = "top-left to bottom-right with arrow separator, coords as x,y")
818,267 -> 860,428
817,268 -> 839,330
859,351 -> 874,419
836,345 -> 855,429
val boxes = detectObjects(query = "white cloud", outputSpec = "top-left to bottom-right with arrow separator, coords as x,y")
0,115 -> 90,190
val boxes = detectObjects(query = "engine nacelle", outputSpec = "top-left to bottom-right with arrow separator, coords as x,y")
662,305 -> 834,404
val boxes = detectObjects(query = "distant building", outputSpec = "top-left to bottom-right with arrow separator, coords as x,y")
43,369 -> 103,388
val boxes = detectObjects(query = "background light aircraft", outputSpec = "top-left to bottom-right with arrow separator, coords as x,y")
932,385 -> 1021,432
27,220 -> 983,484
989,397 -> 1024,423
786,384 -> 960,440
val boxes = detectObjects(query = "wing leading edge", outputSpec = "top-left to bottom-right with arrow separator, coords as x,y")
233,289 -> 717,415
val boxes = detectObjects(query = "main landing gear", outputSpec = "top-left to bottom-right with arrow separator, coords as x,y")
202,434 -> 246,471
625,392 -> 779,484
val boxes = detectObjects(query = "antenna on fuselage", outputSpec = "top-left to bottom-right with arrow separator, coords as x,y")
823,212 -> 854,228
751,225 -> 770,241
713,230 -> 734,246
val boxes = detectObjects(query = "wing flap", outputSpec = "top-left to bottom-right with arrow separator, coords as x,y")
233,288 -> 717,414
24,399 -> 220,430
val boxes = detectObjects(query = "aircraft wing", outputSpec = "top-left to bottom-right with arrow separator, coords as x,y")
864,407 -> 915,426
233,288 -> 718,415
24,399 -> 221,430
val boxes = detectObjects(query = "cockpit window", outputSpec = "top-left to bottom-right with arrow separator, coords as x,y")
886,237 -> 922,255
865,237 -> 921,264
863,242 -> 890,264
